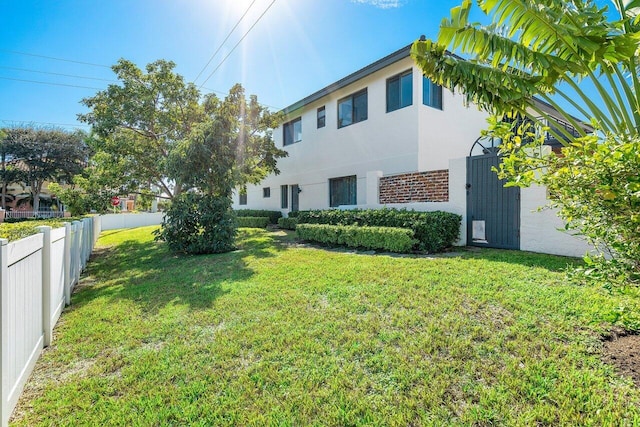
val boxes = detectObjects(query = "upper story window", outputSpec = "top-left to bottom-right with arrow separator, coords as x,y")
283,117 -> 302,146
423,77 -> 443,110
338,89 -> 367,128
317,106 -> 326,128
387,70 -> 413,112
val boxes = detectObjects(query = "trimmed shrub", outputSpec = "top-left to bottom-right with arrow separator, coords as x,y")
296,224 -> 416,253
296,208 -> 460,252
277,217 -> 298,230
287,211 -> 301,218
234,209 -> 282,224
237,216 -> 269,228
0,217 -> 85,241
155,193 -> 236,254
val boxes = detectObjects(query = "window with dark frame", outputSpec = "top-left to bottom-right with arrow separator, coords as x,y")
423,76 -> 443,110
281,185 -> 288,209
338,89 -> 367,128
283,117 -> 302,146
239,193 -> 247,205
329,175 -> 357,207
317,106 -> 326,128
263,187 -> 270,198
387,70 -> 413,112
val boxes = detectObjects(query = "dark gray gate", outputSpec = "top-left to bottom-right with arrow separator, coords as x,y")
466,153 -> 520,249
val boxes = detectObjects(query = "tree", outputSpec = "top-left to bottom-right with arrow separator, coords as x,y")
3,127 -> 88,212
412,0 -> 639,138
412,0 -> 640,286
156,84 -> 287,254
0,129 -> 25,210
169,84 -> 287,196
79,59 -> 203,198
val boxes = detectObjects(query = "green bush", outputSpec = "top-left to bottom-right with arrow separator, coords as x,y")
237,216 -> 269,228
296,224 -> 416,253
234,209 -> 282,224
296,208 -> 460,252
0,217 -> 84,241
287,211 -> 301,218
155,193 -> 236,254
277,217 -> 298,230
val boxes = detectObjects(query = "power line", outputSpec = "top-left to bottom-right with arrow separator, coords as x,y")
0,66 -> 117,83
193,0 -> 259,83
199,0 -> 277,88
0,49 -> 111,68
0,76 -> 102,90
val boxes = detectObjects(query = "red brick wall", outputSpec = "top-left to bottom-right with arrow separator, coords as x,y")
379,170 -> 449,203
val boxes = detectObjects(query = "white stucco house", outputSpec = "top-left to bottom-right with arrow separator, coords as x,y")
233,43 -> 592,258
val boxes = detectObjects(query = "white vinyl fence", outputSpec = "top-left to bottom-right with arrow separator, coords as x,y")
0,216 -> 100,426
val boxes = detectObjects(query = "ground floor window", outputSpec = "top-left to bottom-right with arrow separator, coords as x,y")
239,192 -> 247,205
329,175 -> 357,207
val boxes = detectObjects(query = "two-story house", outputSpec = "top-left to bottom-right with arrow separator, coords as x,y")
233,43 -> 593,258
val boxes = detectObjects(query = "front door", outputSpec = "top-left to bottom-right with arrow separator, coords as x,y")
466,153 -> 520,249
291,184 -> 299,212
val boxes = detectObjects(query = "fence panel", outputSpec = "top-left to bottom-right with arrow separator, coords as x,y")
0,235 -> 44,426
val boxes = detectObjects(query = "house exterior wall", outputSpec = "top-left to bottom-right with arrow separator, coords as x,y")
379,170 -> 449,203
233,54 -> 488,214
520,185 -> 593,257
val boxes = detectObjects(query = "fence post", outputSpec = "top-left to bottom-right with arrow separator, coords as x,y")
36,227 -> 52,347
64,223 -> 71,306
0,238 -> 9,427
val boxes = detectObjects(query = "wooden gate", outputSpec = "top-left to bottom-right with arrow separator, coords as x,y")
466,153 -> 520,249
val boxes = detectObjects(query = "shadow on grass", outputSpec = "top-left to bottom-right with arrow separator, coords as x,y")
72,229 -> 286,314
455,247 -> 584,272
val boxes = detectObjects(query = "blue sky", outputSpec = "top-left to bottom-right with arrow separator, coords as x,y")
0,0 -> 477,131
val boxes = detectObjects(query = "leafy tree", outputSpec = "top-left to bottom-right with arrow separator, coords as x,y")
0,129 -> 25,210
412,0 -> 640,286
79,59 -> 204,198
3,127 -> 88,212
157,84 -> 287,254
169,84 -> 287,196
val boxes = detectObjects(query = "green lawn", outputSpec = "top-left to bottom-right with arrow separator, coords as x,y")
11,226 -> 640,426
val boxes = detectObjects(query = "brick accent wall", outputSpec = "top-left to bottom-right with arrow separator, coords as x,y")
379,169 -> 449,203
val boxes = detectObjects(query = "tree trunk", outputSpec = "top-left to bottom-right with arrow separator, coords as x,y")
32,180 -> 41,213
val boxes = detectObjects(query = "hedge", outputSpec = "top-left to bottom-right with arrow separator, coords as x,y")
0,217 -> 82,242
234,209 -> 282,224
237,216 -> 270,228
277,217 -> 298,230
296,208 -> 460,252
296,224 -> 416,253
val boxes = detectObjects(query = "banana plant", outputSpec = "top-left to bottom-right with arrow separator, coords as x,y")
412,0 -> 640,140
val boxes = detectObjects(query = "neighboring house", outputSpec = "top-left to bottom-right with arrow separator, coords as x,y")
233,43 -> 592,257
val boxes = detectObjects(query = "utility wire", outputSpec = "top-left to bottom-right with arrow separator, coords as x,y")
199,0 -> 277,88
193,0 -> 258,83
0,49 -> 111,68
0,66 -> 117,83
0,76 -> 102,90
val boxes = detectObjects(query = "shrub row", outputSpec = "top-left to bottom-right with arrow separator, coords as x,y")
296,224 -> 416,253
277,217 -> 298,230
0,217 -> 82,242
234,209 -> 282,224
237,216 -> 269,228
295,208 -> 460,252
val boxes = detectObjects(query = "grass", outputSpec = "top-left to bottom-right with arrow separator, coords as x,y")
11,226 -> 640,426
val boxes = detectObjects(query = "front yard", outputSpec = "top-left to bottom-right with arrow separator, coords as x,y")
11,226 -> 640,425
